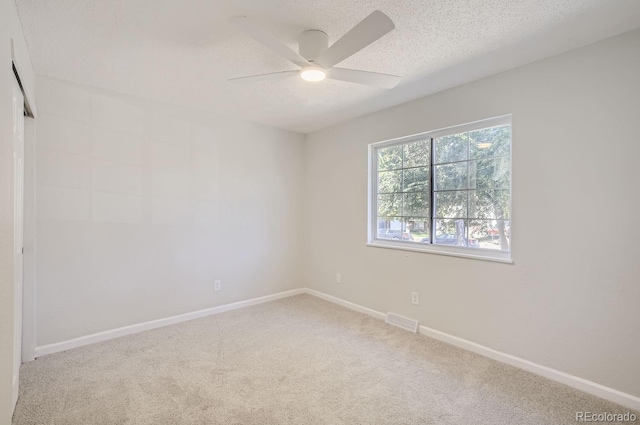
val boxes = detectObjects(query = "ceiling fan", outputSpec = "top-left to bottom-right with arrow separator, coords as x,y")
229,10 -> 401,89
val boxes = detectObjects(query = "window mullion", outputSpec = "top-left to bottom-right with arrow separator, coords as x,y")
372,147 -> 376,241
430,137 -> 435,245
467,134 -> 471,246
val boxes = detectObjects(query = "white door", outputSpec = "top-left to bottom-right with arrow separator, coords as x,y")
12,77 -> 25,411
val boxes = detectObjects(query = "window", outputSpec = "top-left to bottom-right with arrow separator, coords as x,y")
368,116 -> 512,262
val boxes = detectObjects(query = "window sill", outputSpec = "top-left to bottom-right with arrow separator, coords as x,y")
366,241 -> 513,264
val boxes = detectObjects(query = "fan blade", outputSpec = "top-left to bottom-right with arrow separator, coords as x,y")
327,68 -> 400,89
315,10 -> 394,68
230,16 -> 310,68
228,70 -> 299,83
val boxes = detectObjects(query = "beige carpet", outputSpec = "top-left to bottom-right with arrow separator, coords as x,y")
13,294 -> 636,425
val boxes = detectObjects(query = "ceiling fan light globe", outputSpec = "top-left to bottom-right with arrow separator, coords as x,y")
300,66 -> 326,82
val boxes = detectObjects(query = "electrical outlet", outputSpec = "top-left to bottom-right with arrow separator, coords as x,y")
214,280 -> 221,291
411,292 -> 419,305
336,273 -> 341,284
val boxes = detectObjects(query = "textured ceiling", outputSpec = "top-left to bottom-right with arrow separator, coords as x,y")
16,0 -> 640,133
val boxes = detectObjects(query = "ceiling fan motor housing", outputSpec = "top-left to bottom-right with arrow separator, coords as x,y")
298,30 -> 329,63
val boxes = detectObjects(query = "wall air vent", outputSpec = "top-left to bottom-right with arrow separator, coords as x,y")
385,312 -> 419,333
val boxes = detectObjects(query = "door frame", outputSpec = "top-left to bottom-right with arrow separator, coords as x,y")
10,40 -> 37,413
11,42 -> 37,370
11,70 -> 24,412
21,116 -> 36,364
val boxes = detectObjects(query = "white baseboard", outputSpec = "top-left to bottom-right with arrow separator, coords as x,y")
12,375 -> 19,413
34,288 -> 305,358
304,288 -> 640,412
32,286 -> 640,412
305,289 -> 386,321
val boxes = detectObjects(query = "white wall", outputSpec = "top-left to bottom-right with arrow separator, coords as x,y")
0,0 -> 35,421
34,76 -> 304,347
304,29 -> 640,398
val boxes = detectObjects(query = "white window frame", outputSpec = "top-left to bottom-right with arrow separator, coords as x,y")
367,115 -> 513,263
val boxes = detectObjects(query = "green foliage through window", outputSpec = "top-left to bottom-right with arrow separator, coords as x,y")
374,122 -> 511,252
